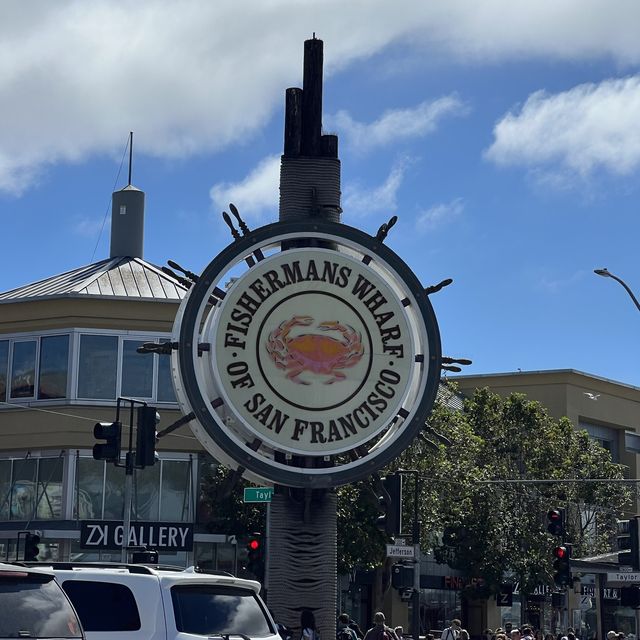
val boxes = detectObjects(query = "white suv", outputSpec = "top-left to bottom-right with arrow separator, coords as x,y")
37,563 -> 280,640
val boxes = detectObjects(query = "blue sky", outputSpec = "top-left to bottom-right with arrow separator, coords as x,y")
1,1 -> 640,387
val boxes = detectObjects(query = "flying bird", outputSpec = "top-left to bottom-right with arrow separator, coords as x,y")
583,392 -> 600,401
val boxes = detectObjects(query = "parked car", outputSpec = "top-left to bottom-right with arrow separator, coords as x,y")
0,562 -> 84,639
31,562 -> 280,640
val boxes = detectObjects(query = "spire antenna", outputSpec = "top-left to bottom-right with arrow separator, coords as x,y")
128,131 -> 133,186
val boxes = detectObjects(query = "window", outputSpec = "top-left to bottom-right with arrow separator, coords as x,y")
75,456 -> 193,522
0,460 -> 10,520
75,457 -> 104,520
122,339 -> 153,398
103,462 -> 125,519
78,334 -> 118,399
171,585 -> 273,636
10,340 -> 36,398
0,573 -> 82,638
580,422 -> 620,462
10,457 -> 36,519
161,460 -> 192,522
133,462 -> 160,520
158,350 -> 177,402
62,580 -> 141,631
38,335 -> 69,399
0,341 -> 8,402
36,457 -> 64,519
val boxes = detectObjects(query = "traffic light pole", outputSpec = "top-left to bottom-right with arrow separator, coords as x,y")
121,451 -> 134,563
412,474 -> 421,640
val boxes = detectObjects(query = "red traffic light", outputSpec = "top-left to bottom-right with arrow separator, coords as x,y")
247,538 -> 260,551
553,545 -> 568,559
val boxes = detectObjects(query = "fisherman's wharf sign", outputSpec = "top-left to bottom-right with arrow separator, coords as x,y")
172,220 -> 441,488
214,249 -> 412,455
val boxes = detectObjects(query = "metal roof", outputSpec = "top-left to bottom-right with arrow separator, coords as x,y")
0,257 -> 187,303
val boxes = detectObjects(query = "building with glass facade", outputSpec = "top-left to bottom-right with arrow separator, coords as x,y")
0,185 -> 235,570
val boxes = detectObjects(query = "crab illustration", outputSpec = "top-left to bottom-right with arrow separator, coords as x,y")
265,315 -> 364,385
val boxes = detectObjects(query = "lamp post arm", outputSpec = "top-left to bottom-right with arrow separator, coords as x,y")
608,272 -> 640,313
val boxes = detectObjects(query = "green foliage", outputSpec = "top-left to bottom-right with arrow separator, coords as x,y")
199,464 -> 266,536
396,386 -> 630,593
336,481 -> 388,575
199,387 -> 630,592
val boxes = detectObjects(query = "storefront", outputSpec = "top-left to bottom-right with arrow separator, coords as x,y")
0,449 -> 237,570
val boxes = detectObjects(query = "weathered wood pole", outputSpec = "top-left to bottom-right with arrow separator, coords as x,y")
266,36 -> 341,640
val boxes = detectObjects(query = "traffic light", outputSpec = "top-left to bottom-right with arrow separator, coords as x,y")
618,517 -> 640,569
552,544 -> 571,587
391,563 -> 414,590
24,532 -> 40,561
246,534 -> 264,580
93,421 -> 122,462
376,474 -> 402,536
132,549 -> 159,564
621,586 -> 640,608
547,508 -> 565,537
135,406 -> 159,468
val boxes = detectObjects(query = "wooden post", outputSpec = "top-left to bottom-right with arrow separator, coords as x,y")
301,37 -> 323,157
267,36 -> 340,638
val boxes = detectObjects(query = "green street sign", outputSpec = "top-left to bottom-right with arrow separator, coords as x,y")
243,487 -> 273,503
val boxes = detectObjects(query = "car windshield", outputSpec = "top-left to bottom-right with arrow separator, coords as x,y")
0,572 -> 83,638
171,584 -> 274,637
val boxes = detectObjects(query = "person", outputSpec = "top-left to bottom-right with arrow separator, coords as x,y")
607,632 -> 618,640
441,619 -> 461,640
522,627 -> 534,640
349,621 -> 365,639
301,610 -> 320,640
460,630 -> 470,640
505,625 -> 513,637
394,627 -> 404,639
363,612 -> 396,640
510,629 -> 521,640
337,614 -> 358,640
484,629 -> 495,640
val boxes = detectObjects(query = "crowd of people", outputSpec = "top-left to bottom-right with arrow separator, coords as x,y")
482,624 -> 631,640
279,610 -> 632,640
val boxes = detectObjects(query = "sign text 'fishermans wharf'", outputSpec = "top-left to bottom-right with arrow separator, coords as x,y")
210,249 -> 414,455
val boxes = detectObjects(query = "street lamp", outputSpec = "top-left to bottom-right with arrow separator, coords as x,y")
594,268 -> 640,313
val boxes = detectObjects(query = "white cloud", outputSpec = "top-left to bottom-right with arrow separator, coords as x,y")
2,1 -> 640,193
329,96 -> 467,153
485,75 -> 640,178
210,155 -> 280,220
343,160 -> 408,217
416,198 -> 464,232
72,215 -> 107,238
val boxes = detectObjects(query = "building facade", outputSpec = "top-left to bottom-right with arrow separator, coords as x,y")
454,370 -> 640,640
0,184 -> 235,570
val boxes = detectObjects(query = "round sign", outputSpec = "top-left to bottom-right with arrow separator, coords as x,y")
172,220 -> 441,488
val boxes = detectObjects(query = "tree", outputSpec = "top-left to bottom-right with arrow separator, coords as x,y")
198,464 -> 266,536
199,386 -> 630,592
395,386 -> 630,593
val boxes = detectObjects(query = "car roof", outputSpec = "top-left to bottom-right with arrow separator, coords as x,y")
0,562 -> 55,577
23,562 -> 262,593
